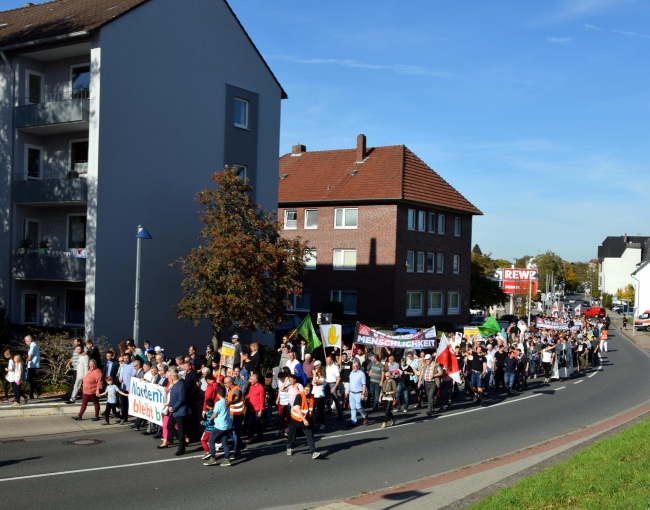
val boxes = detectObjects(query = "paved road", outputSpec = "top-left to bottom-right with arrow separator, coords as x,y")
1,325 -> 649,510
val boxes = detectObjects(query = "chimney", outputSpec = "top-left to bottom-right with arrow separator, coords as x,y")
624,233 -> 628,243
291,143 -> 306,156
356,134 -> 366,163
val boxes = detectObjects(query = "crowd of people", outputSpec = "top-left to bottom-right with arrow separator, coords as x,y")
1,314 -> 611,466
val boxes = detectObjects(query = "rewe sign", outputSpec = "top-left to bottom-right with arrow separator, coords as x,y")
502,268 -> 538,295
502,268 -> 538,280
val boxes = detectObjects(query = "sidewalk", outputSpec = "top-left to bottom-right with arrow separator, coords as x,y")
0,413 -> 125,440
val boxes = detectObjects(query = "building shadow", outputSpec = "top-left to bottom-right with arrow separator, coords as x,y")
0,456 -> 42,468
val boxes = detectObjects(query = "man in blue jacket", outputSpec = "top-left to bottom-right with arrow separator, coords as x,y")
166,368 -> 190,456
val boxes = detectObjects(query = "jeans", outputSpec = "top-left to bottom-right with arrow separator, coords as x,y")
27,367 -> 40,398
398,382 -> 410,411
504,372 -> 515,392
12,382 -> 21,402
119,391 -> 129,421
209,428 -> 231,458
248,410 -> 264,441
102,402 -> 119,423
349,392 -> 367,423
528,359 -> 537,375
326,383 -> 342,416
231,415 -> 244,454
494,367 -> 505,390
287,419 -> 316,453
440,380 -> 452,407
368,382 -> 381,408
424,381 -> 438,413
483,370 -> 493,391
315,397 -> 326,425
70,378 -> 83,401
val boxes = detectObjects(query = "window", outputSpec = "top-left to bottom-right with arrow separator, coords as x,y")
25,144 -> 43,179
26,70 -> 43,104
454,217 -> 461,237
407,209 -> 416,230
21,291 -> 39,325
305,250 -> 317,270
23,218 -> 40,246
233,164 -> 247,180
284,210 -> 297,229
416,252 -> 425,273
406,291 -> 423,316
426,253 -> 434,273
428,291 -> 443,316
333,249 -> 357,270
331,290 -> 357,315
428,212 -> 436,233
71,63 -> 90,98
287,290 -> 311,312
234,97 -> 249,128
437,214 -> 446,234
418,211 -> 426,232
304,209 -> 318,229
436,253 -> 444,274
65,289 -> 85,325
406,251 -> 414,272
334,208 -> 358,229
69,139 -> 88,177
453,255 -> 460,274
67,214 -> 87,249
448,292 -> 460,315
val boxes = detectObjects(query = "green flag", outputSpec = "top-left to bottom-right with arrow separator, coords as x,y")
297,315 -> 321,351
478,315 -> 501,337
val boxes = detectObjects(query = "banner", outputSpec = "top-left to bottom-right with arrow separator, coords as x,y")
128,378 -> 168,426
220,341 -> 235,368
463,326 -> 483,344
535,318 -> 580,331
354,323 -> 436,349
320,324 -> 341,349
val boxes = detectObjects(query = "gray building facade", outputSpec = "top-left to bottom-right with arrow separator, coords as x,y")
0,0 -> 285,351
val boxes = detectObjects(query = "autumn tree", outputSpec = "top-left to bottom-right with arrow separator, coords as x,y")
173,167 -> 311,347
615,284 -> 635,303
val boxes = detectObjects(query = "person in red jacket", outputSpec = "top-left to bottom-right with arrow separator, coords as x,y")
245,373 -> 266,444
72,359 -> 103,421
202,372 -> 219,412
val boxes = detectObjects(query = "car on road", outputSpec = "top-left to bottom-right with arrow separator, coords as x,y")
634,310 -> 650,331
582,306 -> 606,318
470,315 -> 486,326
581,301 -> 589,307
568,298 -> 576,304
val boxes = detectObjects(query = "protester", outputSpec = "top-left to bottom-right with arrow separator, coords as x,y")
2,348 -> 15,403
71,359 -> 103,421
347,361 -> 368,427
99,376 -> 123,425
9,354 -> 25,406
24,335 -> 41,399
380,368 -> 397,428
68,345 -> 89,403
286,382 -> 320,459
163,368 -> 189,456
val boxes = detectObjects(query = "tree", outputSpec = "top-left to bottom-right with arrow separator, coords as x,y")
173,167 -> 312,347
470,248 -> 508,311
564,265 -> 580,291
534,251 -> 566,293
515,255 -> 533,268
615,284 -> 635,303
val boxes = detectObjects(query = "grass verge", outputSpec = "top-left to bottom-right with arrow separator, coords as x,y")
471,416 -> 650,509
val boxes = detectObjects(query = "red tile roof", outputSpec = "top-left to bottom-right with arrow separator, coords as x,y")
278,143 -> 482,215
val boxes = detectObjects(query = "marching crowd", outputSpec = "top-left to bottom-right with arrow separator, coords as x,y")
2,314 -> 611,466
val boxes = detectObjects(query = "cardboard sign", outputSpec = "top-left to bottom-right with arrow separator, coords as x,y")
220,341 -> 235,369
128,378 -> 168,426
463,326 -> 482,344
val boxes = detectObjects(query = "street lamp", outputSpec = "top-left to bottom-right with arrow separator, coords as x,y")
134,225 -> 152,347
528,272 -> 539,327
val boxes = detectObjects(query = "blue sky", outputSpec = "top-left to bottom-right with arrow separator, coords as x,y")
2,0 -> 648,262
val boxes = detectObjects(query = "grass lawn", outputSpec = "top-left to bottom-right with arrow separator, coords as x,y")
471,416 -> 650,509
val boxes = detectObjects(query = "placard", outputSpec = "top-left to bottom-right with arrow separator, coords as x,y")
220,341 -> 235,368
320,324 -> 342,349
128,378 -> 168,426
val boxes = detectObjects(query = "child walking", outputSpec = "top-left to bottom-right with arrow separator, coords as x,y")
98,376 -> 126,425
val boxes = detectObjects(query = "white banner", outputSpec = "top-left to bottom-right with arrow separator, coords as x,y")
320,324 -> 342,349
128,378 -> 168,426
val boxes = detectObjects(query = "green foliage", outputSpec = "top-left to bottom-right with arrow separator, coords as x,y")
13,330 -> 75,392
173,167 -> 311,346
470,246 -> 508,310
322,301 -> 345,320
515,255 -> 532,268
615,284 -> 635,303
534,251 -> 565,290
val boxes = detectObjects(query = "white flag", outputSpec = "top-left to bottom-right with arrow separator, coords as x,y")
574,304 -> 581,315
436,334 -> 462,385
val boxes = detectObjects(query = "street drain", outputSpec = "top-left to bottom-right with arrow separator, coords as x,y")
63,439 -> 105,446
0,439 -> 25,443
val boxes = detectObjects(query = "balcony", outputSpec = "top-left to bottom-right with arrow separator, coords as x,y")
12,251 -> 86,282
13,171 -> 87,204
15,90 -> 90,135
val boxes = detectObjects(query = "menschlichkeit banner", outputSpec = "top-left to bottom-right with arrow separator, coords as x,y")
536,318 -> 581,331
128,378 -> 168,426
354,323 -> 437,350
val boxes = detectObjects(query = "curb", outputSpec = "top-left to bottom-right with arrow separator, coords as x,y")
0,402 -> 82,418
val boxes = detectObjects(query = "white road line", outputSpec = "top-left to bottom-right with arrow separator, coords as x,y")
588,362 -> 603,378
555,386 -> 566,391
574,380 -> 583,384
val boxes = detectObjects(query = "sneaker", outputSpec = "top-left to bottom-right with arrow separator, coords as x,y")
201,453 -> 211,460
91,417 -> 100,422
319,424 -> 325,430
363,417 -> 368,426
203,456 -> 217,466
402,409 -> 407,413
287,448 -> 293,456
11,402 -> 20,407
215,443 -> 222,451
101,421 -> 110,426
220,458 -> 232,467
312,452 -> 321,459
71,416 -> 81,420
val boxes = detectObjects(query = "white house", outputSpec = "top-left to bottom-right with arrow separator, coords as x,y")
597,235 -> 649,295
632,261 -> 650,316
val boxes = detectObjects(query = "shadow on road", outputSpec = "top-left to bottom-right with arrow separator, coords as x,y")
365,489 -> 431,510
0,456 -> 42,468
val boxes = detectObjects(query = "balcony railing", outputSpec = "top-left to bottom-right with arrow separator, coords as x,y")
17,88 -> 90,106
14,169 -> 88,182
13,171 -> 88,203
12,250 -> 86,282
15,90 -> 90,131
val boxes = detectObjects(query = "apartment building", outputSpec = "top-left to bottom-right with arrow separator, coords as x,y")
278,135 -> 482,327
0,0 -> 285,348
597,235 -> 649,295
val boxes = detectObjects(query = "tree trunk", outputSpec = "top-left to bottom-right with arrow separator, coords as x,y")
211,323 -> 220,352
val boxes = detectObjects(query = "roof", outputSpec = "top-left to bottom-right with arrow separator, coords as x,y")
632,260 -> 650,276
278,143 -> 482,215
597,235 -> 650,262
0,0 -> 287,98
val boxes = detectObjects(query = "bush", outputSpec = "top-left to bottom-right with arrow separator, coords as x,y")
322,301 -> 345,320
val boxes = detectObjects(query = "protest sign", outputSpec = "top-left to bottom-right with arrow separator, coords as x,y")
463,326 -> 483,344
354,323 -> 436,349
128,378 -> 168,426
220,341 -> 235,368
320,324 -> 342,349
535,317 -> 581,331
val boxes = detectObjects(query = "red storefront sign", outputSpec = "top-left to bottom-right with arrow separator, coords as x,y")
502,268 -> 538,295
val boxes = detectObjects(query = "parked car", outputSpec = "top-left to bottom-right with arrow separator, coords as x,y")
582,307 -> 606,318
568,298 -> 576,304
470,315 -> 486,326
581,301 -> 589,307
635,310 -> 650,331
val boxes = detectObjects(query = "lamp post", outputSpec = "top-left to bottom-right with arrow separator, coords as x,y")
528,272 -> 539,327
134,225 -> 152,348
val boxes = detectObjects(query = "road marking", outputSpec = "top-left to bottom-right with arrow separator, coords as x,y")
555,386 -> 566,391
574,380 -> 583,384
588,361 -> 604,378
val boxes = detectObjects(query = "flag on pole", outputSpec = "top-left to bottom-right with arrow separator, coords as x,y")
296,315 -> 321,351
436,334 -> 462,384
575,304 -> 581,315
478,315 -> 500,338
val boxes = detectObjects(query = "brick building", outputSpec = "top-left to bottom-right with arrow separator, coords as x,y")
278,135 -> 482,328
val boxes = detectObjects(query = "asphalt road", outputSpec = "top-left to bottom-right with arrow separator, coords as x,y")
1,325 -> 649,510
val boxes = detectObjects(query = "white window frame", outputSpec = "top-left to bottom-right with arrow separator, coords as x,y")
436,253 -> 444,274
304,209 -> 318,230
305,249 -> 317,270
68,138 -> 89,176
448,292 -> 460,315
416,252 -> 425,273
333,249 -> 357,271
428,291 -> 443,316
453,254 -> 461,274
66,213 -> 87,250
428,212 -> 436,233
234,97 -> 249,129
407,209 -> 416,231
437,214 -> 446,234
417,211 -> 426,232
454,217 -> 461,237
331,290 -> 357,315
406,251 -> 414,273
21,290 -> 39,325
426,252 -> 434,273
23,218 -> 41,246
232,164 -> 247,180
24,144 -> 44,180
283,210 -> 298,230
287,289 -> 311,312
406,291 -> 423,317
25,69 -> 44,104
334,208 -> 358,229
64,288 -> 85,326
